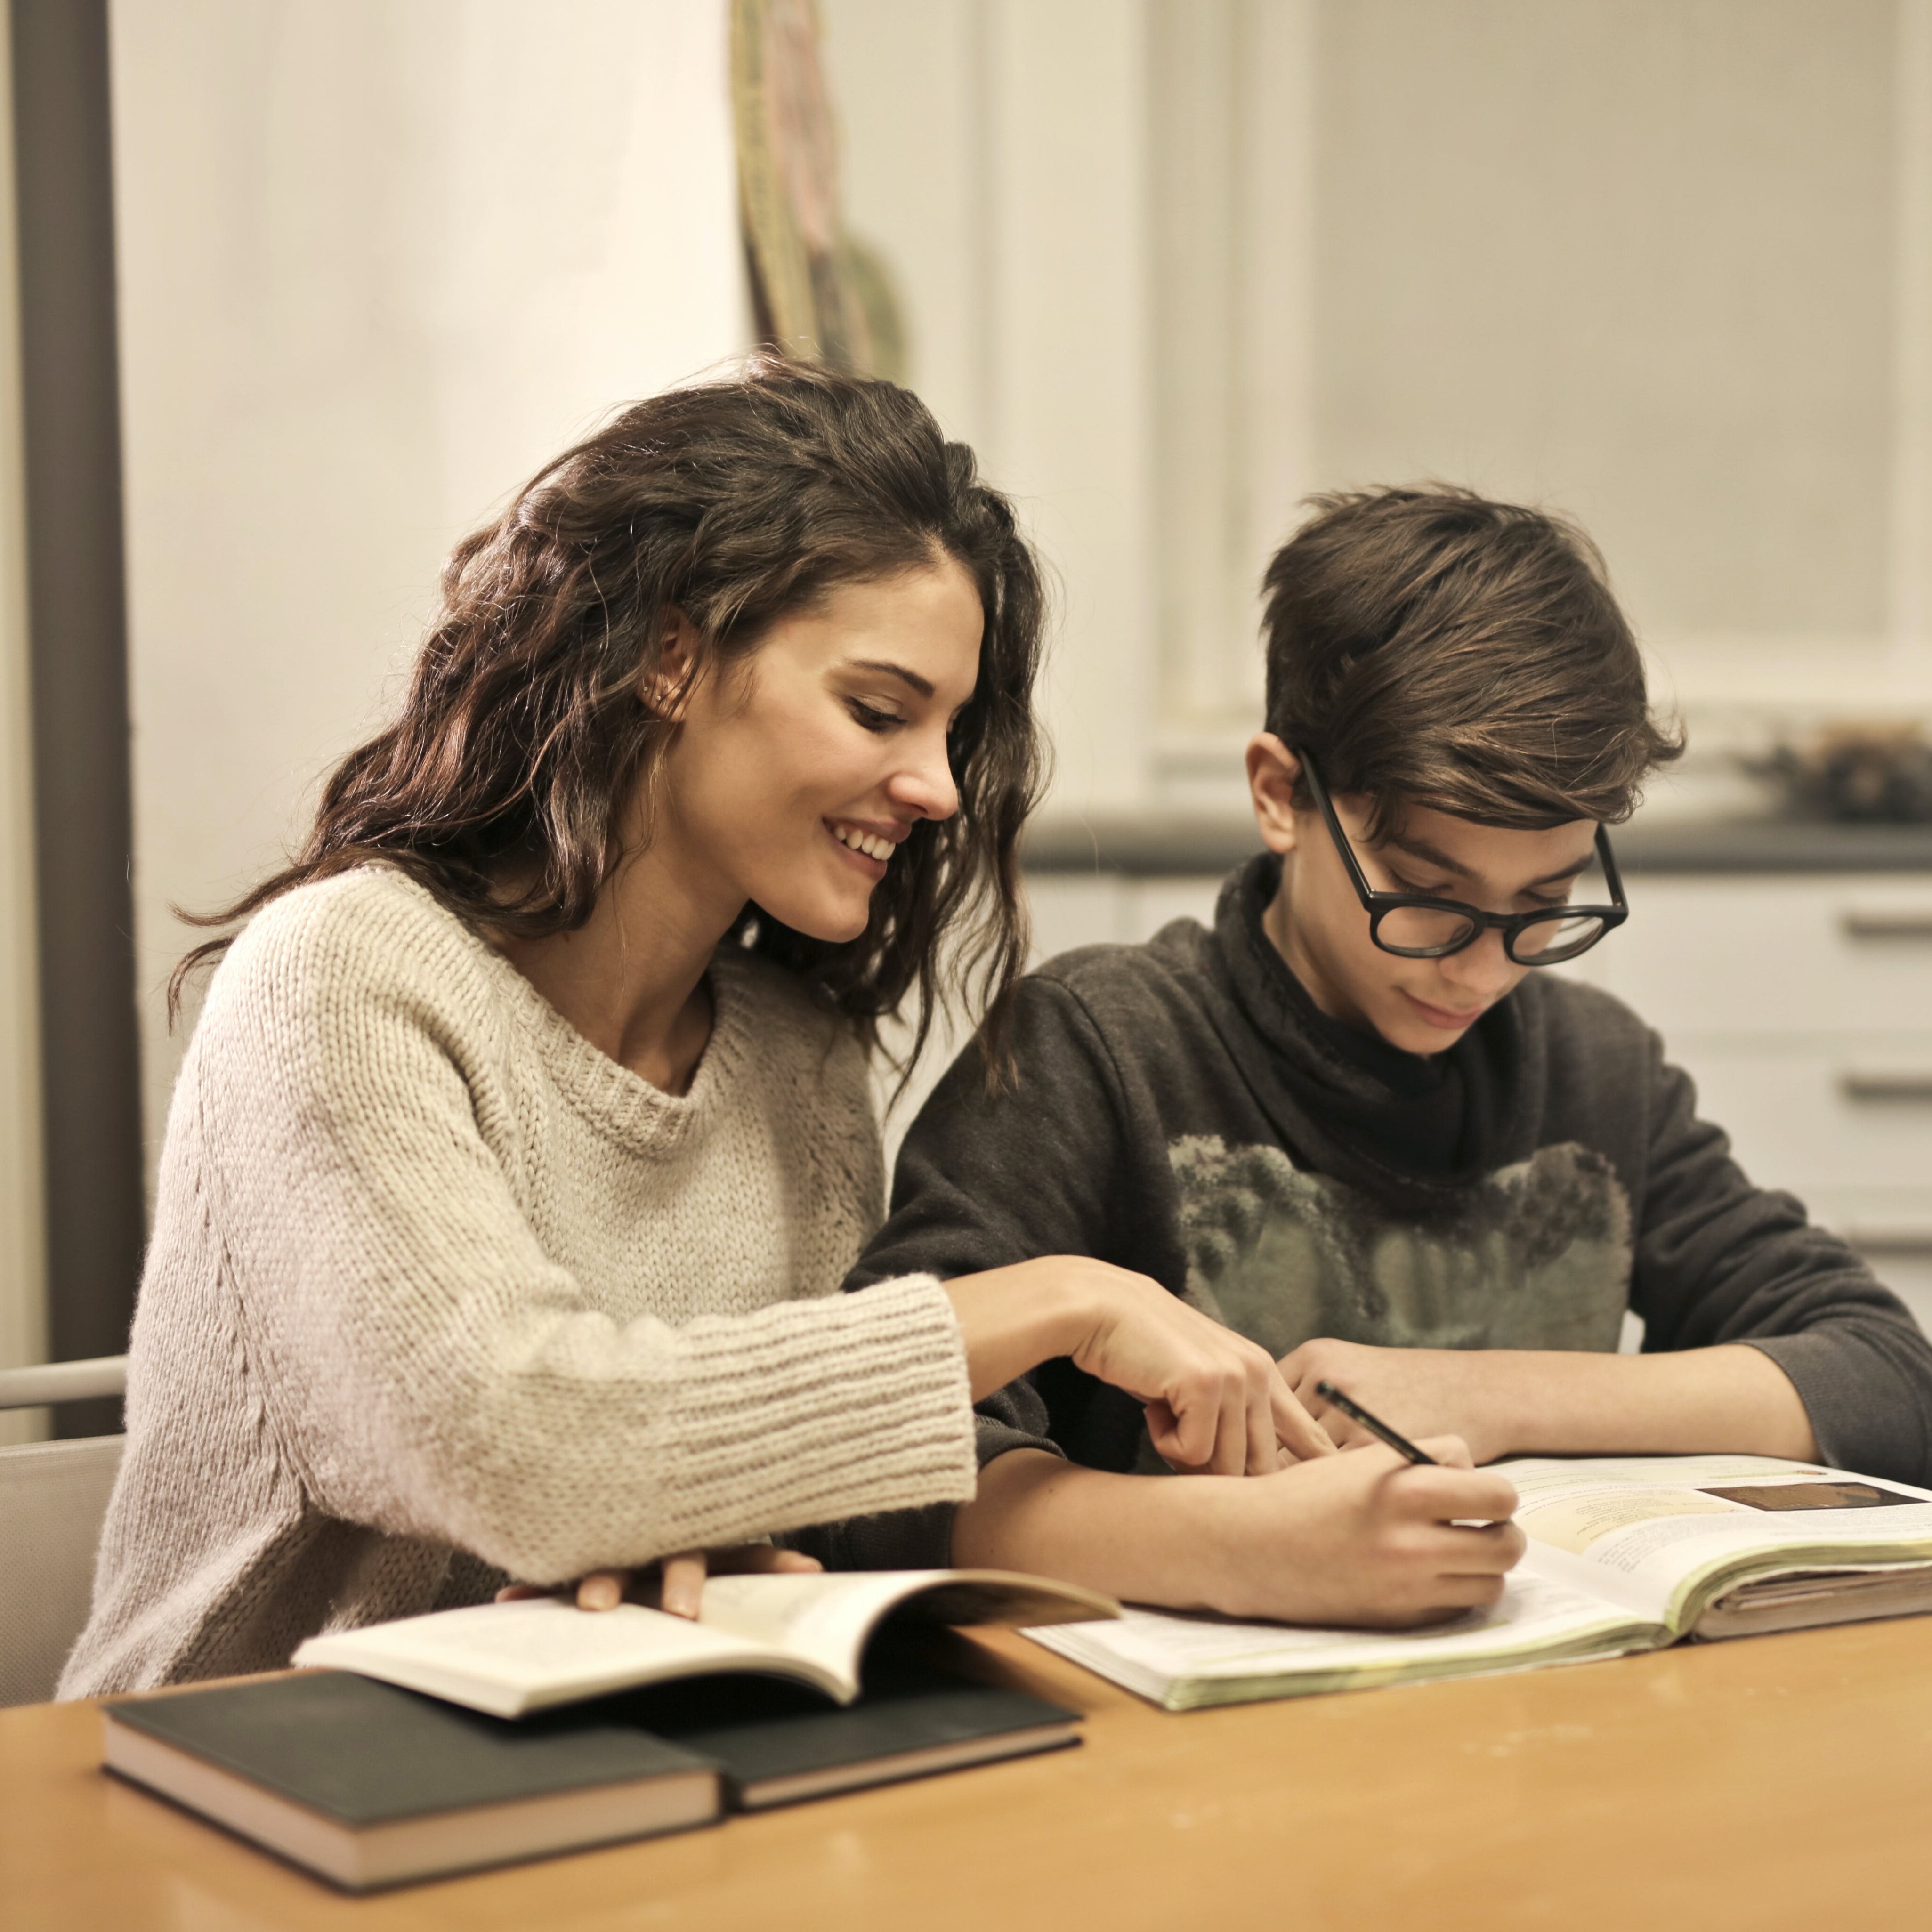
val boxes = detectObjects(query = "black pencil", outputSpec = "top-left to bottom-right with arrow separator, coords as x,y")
1313,1381 -> 1439,1465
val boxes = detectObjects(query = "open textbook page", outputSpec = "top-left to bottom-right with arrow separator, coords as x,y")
691,1568 -> 1113,1698
1501,1453 -> 1932,1637
1027,1572 -> 1662,1712
294,1570 -> 1117,1718
1026,1454 -> 1932,1710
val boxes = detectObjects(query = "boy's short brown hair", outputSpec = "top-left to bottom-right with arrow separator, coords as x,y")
1261,486 -> 1682,836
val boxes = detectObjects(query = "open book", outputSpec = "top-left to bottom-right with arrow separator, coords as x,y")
294,1569 -> 1118,1720
1029,1453 -> 1932,1710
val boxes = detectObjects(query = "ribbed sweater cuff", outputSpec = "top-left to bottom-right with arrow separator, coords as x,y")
648,1273 -> 977,1553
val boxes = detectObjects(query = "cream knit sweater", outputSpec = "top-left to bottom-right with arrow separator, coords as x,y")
60,868 -> 976,1696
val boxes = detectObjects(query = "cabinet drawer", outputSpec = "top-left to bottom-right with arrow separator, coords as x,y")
1576,873 -> 1932,1036
1671,1038 -> 1932,1197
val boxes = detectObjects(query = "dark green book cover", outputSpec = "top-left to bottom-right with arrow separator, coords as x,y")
107,1670 -> 719,1825
608,1650 -> 1081,1803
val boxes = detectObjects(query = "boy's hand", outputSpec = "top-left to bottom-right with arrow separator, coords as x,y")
954,1438 -> 1524,1627
1279,1338 -> 1510,1464
1197,1438 -> 1524,1627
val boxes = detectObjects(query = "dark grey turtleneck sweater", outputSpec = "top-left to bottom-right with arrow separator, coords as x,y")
812,856 -> 1932,1567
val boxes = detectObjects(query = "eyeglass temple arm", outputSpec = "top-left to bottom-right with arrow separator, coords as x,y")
1294,750 -> 1377,900
1594,824 -> 1627,907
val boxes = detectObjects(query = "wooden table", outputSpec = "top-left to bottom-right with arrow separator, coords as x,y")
6,1618 -> 1932,1931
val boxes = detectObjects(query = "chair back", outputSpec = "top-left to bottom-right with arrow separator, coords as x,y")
0,1433 -> 123,1705
0,1356 -> 129,1706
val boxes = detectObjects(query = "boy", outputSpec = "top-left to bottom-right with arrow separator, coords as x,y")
846,487 -> 1932,1625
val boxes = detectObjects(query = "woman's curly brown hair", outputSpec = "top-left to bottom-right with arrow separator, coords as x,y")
173,356 -> 1048,1080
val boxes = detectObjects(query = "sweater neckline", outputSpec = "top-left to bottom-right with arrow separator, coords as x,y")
488,944 -> 761,1156
380,872 -> 760,1156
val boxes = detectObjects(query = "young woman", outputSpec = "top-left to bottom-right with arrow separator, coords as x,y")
62,360 -> 1326,1697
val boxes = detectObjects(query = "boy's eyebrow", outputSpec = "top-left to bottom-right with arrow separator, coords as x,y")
1523,853 -> 1596,889
844,657 -> 935,699
1383,830 -> 1478,879
1383,831 -> 1595,891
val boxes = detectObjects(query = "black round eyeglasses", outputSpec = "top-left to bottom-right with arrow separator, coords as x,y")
1296,749 -> 1628,966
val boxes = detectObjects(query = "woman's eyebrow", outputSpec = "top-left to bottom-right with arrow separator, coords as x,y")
844,657 -> 935,698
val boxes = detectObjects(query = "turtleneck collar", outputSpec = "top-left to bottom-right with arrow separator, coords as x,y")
1208,853 -> 1522,1192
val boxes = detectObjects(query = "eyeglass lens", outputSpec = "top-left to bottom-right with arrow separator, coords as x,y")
1373,906 -> 1612,962
1373,904 -> 1481,955
1507,911 -> 1611,962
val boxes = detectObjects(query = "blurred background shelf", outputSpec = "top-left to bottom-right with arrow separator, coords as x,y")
1023,814 -> 1932,878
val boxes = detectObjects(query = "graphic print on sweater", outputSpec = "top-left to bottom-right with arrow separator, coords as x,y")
1167,1133 -> 1633,1360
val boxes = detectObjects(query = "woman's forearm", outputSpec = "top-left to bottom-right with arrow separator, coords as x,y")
942,1259 -> 1334,1474
942,1266 -> 1097,1401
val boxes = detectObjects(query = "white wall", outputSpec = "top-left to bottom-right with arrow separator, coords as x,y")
109,0 -> 750,1184
825,0 -> 1163,819
100,0 -> 1932,1184
824,0 -> 1319,813
1310,0 -> 1932,783
825,0 -> 1179,1141
0,0 -> 48,1443
817,0 -> 990,445
826,0 -> 1932,820
1316,0 -> 1900,653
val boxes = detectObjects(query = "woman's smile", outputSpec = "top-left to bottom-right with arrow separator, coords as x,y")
825,817 -> 904,872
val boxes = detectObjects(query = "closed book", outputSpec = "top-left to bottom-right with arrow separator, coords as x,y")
101,1670 -> 720,1891
616,1646 -> 1083,1810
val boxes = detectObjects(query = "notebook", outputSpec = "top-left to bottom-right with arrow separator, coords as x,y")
614,1640 -> 1081,1809
101,1670 -> 719,1891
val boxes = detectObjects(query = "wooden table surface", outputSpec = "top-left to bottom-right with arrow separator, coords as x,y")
6,1617 -> 1932,1932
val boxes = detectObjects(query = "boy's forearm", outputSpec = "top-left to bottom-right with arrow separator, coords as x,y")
1444,1344 -> 1821,1462
955,1438 -> 1530,1629
1289,1338 -> 1822,1465
952,1450 -> 1222,1611
1489,1343 -> 1820,1461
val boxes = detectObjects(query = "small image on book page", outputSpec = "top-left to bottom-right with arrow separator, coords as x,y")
1522,1487 -> 1750,1556
1698,1480 -> 1916,1512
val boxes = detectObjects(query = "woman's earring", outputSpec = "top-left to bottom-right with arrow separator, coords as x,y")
640,667 -> 689,722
